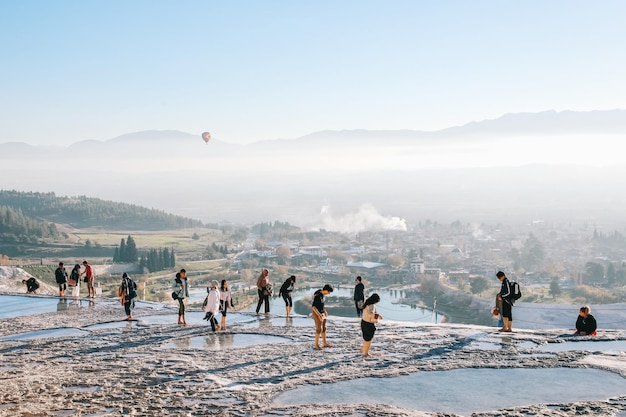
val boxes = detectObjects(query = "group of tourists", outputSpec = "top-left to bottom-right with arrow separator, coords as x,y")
495,270 -> 598,336
22,261 -> 95,298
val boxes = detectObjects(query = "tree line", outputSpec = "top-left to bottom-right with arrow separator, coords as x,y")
0,190 -> 205,230
0,205 -> 58,244
113,235 -> 175,273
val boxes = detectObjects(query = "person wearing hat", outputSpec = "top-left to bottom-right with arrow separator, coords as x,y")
55,262 -> 68,297
279,275 -> 296,317
203,280 -> 221,332
312,284 -> 334,350
354,276 -> 365,317
496,271 -> 513,332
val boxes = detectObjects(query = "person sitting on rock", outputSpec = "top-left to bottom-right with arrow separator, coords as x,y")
574,305 -> 597,336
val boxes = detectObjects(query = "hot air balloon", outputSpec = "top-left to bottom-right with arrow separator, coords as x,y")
201,132 -> 211,144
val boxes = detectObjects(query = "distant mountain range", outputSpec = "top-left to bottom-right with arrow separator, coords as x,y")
2,109 -> 625,227
1,110 -> 625,158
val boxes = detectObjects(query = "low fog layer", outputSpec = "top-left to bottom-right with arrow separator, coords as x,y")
2,111 -> 625,229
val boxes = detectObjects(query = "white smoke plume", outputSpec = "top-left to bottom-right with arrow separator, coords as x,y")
318,204 -> 407,233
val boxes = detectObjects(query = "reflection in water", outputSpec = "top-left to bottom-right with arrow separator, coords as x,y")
57,298 -> 68,312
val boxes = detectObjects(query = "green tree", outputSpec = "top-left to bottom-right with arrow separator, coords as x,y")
470,276 -> 490,296
584,262 -> 605,284
549,277 -> 562,299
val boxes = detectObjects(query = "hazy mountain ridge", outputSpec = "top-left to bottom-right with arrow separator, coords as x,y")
1,110 -> 625,157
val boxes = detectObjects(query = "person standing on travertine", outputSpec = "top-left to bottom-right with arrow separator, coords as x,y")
255,269 -> 270,315
312,284 -> 334,350
496,271 -> 513,332
80,261 -> 95,298
175,269 -> 189,326
354,276 -> 365,317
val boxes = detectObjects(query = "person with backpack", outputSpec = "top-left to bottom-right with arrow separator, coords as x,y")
496,271 -> 513,332
22,277 -> 40,294
354,276 -> 365,317
175,269 -> 189,326
119,273 -> 138,320
55,262 -> 68,297
278,275 -> 296,317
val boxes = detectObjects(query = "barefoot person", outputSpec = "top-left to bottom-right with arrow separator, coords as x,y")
203,280 -> 221,332
361,293 -> 382,357
278,275 -> 296,317
55,262 -> 68,297
255,269 -> 271,315
175,269 -> 189,326
80,260 -> 95,298
312,284 -> 334,350
219,279 -> 234,331
496,271 -> 513,332
119,273 -> 137,320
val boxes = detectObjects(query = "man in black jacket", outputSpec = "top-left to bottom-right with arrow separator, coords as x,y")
55,262 -> 68,296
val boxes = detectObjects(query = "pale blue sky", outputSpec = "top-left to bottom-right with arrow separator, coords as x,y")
1,0 -> 625,145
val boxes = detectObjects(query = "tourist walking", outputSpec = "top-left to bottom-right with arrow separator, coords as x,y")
496,271 -> 513,332
279,275 -> 296,317
575,305 -> 597,336
119,273 -> 138,320
361,293 -> 382,357
312,284 -> 334,350
80,260 -> 95,298
219,279 -> 234,330
203,280 -> 221,332
255,269 -> 271,315
175,269 -> 189,326
55,262 -> 68,297
354,276 -> 365,317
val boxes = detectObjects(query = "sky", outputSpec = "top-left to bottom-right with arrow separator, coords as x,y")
1,1 -> 626,146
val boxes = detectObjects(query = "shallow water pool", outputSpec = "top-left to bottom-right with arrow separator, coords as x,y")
537,339 -> 626,353
0,327 -> 88,340
273,367 -> 626,415
0,295 -> 94,318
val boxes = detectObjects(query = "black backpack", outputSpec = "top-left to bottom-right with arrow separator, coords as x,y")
510,281 -> 522,300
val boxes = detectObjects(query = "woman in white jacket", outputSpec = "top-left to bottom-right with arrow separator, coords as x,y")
361,293 -> 382,357
203,280 -> 221,332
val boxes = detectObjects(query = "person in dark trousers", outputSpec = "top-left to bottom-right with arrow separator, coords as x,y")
279,275 -> 296,317
175,269 -> 189,326
361,293 -> 382,357
255,269 -> 270,315
312,284 -> 334,350
119,273 -> 137,320
22,277 -> 39,294
55,262 -> 68,297
496,271 -> 513,332
575,305 -> 597,336
354,276 -> 365,317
